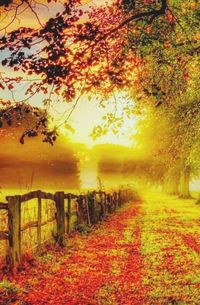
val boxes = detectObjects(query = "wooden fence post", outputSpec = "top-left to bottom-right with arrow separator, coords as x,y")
107,194 -> 112,213
85,195 -> 91,226
105,193 -> 108,212
125,190 -> 128,202
66,194 -> 71,234
37,191 -> 42,248
88,192 -> 96,224
113,192 -> 117,209
99,191 -> 106,218
78,195 -> 85,224
122,190 -> 124,203
110,195 -> 114,212
104,192 -> 108,214
93,192 -> 98,223
118,190 -> 122,206
103,192 -> 107,215
7,195 -> 21,267
116,192 -> 119,207
55,192 -> 65,246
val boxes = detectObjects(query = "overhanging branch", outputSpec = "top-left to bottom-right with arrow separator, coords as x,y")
100,0 -> 167,41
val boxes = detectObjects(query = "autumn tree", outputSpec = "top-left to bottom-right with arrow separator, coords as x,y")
0,102 -> 58,144
135,93 -> 200,198
1,0 -> 198,106
172,101 -> 200,198
125,1 -> 200,197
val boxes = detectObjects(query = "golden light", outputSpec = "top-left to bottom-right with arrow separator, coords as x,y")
77,150 -> 99,189
56,93 -> 137,148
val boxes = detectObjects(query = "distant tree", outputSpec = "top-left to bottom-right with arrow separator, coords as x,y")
135,95 -> 200,198
171,100 -> 200,198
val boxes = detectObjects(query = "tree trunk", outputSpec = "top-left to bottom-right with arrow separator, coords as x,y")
179,165 -> 191,199
163,169 -> 179,195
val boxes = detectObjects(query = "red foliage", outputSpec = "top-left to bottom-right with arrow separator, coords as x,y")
182,234 -> 200,255
1,202 -> 147,305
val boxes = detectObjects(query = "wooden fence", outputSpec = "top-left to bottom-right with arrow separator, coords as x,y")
0,188 -> 134,267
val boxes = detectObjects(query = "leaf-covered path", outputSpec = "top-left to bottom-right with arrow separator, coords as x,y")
1,193 -> 200,305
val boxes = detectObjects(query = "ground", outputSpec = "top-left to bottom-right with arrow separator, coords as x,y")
0,192 -> 200,305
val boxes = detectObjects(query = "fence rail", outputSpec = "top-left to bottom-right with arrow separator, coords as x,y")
0,188 -> 135,267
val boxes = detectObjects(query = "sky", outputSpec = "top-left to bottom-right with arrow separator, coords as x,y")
0,0 -> 110,32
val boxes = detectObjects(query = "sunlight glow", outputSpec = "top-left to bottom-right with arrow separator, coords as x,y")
57,94 -> 137,147
76,150 -> 98,189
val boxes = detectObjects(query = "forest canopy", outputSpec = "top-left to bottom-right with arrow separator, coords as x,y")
0,0 -> 199,102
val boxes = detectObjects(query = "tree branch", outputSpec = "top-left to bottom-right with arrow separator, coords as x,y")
100,0 -> 167,41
